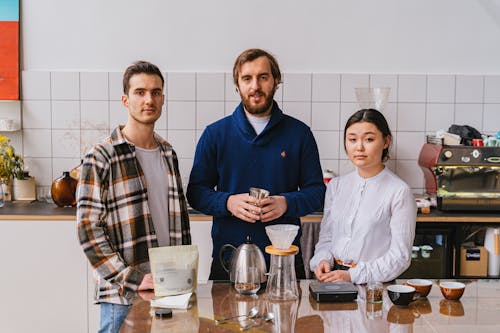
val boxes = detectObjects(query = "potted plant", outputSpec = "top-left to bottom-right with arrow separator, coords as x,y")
0,134 -> 34,201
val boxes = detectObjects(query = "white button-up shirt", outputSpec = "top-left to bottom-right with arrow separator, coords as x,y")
310,167 -> 417,283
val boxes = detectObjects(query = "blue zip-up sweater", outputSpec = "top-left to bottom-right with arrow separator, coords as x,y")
187,102 -> 325,261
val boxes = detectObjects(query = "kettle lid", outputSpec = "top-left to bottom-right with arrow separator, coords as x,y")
245,235 -> 253,244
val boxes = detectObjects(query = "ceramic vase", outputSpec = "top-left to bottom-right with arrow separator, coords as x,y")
51,171 -> 77,207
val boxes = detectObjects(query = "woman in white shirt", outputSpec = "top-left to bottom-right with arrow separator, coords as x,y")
310,109 -> 417,284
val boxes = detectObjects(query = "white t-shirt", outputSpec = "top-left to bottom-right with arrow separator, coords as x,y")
310,167 -> 417,283
246,113 -> 271,135
135,146 -> 170,246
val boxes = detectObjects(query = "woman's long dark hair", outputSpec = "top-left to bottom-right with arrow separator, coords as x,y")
344,109 -> 392,162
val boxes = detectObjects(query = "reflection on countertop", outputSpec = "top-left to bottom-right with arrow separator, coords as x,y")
121,279 -> 500,333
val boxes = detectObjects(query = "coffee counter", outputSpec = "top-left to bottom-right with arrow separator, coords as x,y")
120,279 -> 500,333
1,201 -> 499,223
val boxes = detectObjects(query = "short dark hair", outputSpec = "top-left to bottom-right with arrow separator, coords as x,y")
344,109 -> 392,162
123,61 -> 164,95
232,48 -> 281,86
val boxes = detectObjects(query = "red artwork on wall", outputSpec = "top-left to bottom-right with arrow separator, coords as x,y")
0,0 -> 19,100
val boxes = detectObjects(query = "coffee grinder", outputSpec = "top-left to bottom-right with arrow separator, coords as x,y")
264,224 -> 300,300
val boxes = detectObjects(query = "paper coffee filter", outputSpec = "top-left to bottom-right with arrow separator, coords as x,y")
265,224 -> 299,249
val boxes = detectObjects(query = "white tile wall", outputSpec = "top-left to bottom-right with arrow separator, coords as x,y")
341,74 -> 369,102
167,130 -> 196,159
167,73 -> 196,101
313,131 -> 340,159
14,70 -> 500,198
311,102 -> 340,131
22,101 -> 51,129
370,75 -> 398,103
455,104 -> 483,130
282,102 -> 311,126
196,101 -> 225,129
22,71 -> 51,100
81,129 -> 108,156
398,75 -> 427,103
109,101 -> 128,129
51,72 -> 79,100
427,75 -> 455,103
381,103 -> 398,133
224,73 -> 240,102
156,105 -> 168,130
52,130 -> 80,158
52,101 -> 80,129
23,129 -> 52,157
81,101 -> 109,130
24,157 -> 52,186
456,75 -> 483,103
81,72 -> 109,101
109,72 -> 123,101
483,104 -> 500,133
283,73 -> 311,102
196,73 -> 224,101
397,103 -> 426,132
312,74 -> 340,102
167,101 -> 196,130
484,76 -> 500,103
426,104 -> 454,132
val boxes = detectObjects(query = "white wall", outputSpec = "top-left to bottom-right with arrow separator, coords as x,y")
9,0 -> 500,198
21,0 -> 500,73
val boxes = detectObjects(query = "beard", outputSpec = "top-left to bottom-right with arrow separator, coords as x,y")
240,87 -> 276,115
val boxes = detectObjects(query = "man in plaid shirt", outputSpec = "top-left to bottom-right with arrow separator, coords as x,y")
77,61 -> 191,333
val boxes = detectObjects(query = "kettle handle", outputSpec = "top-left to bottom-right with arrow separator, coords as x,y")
219,244 -> 237,273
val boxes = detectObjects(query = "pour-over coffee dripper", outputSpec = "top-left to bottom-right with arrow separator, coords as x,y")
354,87 -> 391,111
265,224 -> 299,250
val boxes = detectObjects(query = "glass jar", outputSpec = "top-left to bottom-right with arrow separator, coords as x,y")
366,281 -> 383,304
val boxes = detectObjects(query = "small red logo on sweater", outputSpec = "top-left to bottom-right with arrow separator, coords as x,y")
281,151 -> 286,158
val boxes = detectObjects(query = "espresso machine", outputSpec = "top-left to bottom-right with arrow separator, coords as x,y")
418,143 -> 500,211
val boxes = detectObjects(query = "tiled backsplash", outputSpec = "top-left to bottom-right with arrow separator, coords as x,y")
10,71 -> 500,197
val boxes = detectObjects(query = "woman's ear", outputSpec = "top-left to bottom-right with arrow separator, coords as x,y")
384,135 -> 392,149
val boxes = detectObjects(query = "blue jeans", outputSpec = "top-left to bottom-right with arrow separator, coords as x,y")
99,302 -> 131,333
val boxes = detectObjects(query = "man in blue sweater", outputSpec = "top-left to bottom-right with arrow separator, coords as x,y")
187,48 -> 325,280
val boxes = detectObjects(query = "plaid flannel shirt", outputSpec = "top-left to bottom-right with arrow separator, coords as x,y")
77,126 -> 191,305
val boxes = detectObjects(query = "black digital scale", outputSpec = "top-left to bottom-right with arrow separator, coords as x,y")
309,281 -> 358,302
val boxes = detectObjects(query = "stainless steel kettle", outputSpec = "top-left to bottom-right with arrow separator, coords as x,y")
220,236 -> 267,283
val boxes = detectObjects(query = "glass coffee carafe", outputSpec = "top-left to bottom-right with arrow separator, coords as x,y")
265,224 -> 300,301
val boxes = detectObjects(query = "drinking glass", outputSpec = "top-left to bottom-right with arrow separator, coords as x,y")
366,281 -> 383,303
0,180 -> 5,208
234,266 -> 260,295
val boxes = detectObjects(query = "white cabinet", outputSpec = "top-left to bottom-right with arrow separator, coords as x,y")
0,220 -> 88,333
191,219 -> 213,282
0,218 -> 212,333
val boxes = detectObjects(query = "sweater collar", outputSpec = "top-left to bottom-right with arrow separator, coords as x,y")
232,101 -> 284,140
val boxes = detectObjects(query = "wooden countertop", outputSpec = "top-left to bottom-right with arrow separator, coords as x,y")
120,279 -> 500,333
1,201 -> 499,223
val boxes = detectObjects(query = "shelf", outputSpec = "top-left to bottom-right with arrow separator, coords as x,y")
0,101 -> 21,131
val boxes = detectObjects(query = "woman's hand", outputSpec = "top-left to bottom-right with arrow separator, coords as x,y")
314,260 -> 332,281
317,270 -> 351,283
314,260 -> 351,282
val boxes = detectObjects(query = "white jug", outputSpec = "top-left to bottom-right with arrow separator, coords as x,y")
484,228 -> 500,277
